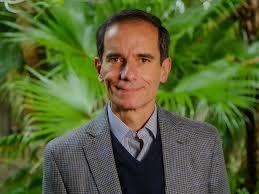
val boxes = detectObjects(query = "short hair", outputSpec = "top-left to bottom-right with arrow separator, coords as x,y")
96,9 -> 170,63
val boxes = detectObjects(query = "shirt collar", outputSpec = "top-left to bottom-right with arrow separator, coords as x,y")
107,103 -> 157,142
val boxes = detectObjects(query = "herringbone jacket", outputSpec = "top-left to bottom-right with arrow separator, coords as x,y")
43,106 -> 230,194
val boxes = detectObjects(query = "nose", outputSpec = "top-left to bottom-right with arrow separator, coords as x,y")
120,62 -> 137,81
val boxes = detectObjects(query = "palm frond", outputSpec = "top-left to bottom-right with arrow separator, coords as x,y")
10,65 -> 104,138
158,59 -> 259,136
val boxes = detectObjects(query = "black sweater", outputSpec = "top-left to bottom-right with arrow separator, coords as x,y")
111,129 -> 166,194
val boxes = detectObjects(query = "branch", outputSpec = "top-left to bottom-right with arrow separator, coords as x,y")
0,0 -> 27,13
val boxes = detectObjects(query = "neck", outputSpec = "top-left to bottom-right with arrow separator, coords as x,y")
110,101 -> 156,132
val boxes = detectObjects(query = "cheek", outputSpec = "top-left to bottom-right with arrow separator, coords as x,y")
101,68 -> 120,89
101,64 -> 117,78
141,76 -> 161,96
142,68 -> 161,86
103,71 -> 119,81
100,64 -> 109,76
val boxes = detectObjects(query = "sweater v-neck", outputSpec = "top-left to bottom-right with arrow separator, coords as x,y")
110,128 -> 166,194
111,128 -> 162,171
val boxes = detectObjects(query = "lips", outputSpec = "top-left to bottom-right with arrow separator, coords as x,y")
115,82 -> 144,91
115,85 -> 144,91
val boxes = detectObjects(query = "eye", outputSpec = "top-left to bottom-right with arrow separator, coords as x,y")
108,57 -> 123,64
140,58 -> 151,63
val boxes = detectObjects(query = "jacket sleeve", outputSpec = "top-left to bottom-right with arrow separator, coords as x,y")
208,132 -> 230,194
42,143 -> 67,194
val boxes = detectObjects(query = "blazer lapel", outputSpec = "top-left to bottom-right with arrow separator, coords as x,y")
158,107 -> 192,194
82,109 -> 122,194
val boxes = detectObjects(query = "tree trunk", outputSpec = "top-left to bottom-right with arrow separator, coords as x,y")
237,0 -> 259,192
0,102 -> 11,136
245,110 -> 256,193
238,0 -> 259,42
254,109 -> 259,191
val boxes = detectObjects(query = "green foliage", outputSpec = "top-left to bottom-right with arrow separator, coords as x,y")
0,0 -> 259,193
0,42 -> 23,83
1,164 -> 42,194
14,65 -> 104,138
0,5 -> 23,83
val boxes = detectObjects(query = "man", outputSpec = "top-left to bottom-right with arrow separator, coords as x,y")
43,9 -> 230,194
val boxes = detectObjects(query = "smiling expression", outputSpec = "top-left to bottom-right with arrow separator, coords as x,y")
95,20 -> 171,111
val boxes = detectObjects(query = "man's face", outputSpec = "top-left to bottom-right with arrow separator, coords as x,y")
95,20 -> 171,111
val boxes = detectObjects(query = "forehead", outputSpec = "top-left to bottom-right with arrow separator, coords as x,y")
103,20 -> 159,54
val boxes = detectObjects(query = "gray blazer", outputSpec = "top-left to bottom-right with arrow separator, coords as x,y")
43,106 -> 230,194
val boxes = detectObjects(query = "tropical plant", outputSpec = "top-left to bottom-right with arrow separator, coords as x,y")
0,0 -> 259,193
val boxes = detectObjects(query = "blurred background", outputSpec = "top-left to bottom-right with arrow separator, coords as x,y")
0,0 -> 259,193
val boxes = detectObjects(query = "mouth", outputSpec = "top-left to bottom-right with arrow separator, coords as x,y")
115,86 -> 143,92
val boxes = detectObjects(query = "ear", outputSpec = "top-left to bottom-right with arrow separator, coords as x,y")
95,57 -> 104,82
94,57 -> 102,75
160,57 -> 172,83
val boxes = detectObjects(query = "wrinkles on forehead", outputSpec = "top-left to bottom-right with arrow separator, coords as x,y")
103,20 -> 160,60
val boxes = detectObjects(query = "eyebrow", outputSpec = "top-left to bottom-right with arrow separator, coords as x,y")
137,53 -> 155,59
105,52 -> 155,59
105,53 -> 122,59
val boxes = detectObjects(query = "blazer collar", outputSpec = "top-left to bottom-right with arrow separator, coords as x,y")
82,105 -> 122,194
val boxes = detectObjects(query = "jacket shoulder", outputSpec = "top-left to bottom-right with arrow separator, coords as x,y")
44,112 -> 107,155
159,107 -> 220,140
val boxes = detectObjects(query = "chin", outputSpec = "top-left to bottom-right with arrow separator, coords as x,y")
111,98 -> 144,111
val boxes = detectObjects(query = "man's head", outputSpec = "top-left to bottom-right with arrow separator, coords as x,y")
95,9 -> 171,111
96,9 -> 170,63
